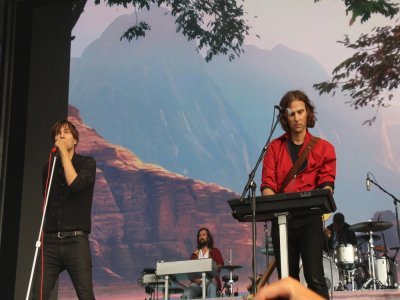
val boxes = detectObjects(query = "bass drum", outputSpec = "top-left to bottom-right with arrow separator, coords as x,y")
300,255 -> 339,293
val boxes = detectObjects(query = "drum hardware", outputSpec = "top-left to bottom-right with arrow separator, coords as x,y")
260,247 -> 275,256
356,234 -> 381,244
349,220 -> 393,290
221,265 -> 242,296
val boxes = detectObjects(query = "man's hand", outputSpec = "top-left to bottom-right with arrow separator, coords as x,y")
55,139 -> 69,157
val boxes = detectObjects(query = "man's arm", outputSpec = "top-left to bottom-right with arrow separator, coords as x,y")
56,139 -> 77,186
68,157 -> 96,193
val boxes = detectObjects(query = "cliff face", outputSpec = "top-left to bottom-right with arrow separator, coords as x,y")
67,105 -> 253,285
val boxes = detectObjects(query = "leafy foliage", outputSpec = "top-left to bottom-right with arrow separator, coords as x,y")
315,0 -> 398,24
313,0 -> 399,124
94,0 -> 250,62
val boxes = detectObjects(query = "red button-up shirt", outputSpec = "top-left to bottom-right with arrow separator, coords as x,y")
261,131 -> 336,194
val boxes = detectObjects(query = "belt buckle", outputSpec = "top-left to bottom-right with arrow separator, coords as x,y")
57,232 -> 65,239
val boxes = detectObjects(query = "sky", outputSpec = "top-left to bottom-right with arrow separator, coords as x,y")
71,0 -> 399,73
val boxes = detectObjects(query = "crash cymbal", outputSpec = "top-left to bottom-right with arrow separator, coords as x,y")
322,213 -> 332,222
221,265 -> 242,271
349,221 -> 393,233
260,247 -> 275,256
356,234 -> 381,242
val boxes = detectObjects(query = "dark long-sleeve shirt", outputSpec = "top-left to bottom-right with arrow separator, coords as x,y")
42,153 -> 96,233
324,222 -> 357,252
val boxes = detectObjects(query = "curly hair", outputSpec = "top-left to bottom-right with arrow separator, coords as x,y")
278,90 -> 317,132
196,227 -> 214,249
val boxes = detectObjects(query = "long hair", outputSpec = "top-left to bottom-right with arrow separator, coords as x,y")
196,227 -> 214,249
51,120 -> 79,145
278,90 -> 317,132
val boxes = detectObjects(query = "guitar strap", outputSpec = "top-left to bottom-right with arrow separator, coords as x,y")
278,136 -> 319,194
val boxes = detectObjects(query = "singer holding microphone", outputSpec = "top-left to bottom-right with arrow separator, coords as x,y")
32,120 -> 96,300
260,90 -> 336,299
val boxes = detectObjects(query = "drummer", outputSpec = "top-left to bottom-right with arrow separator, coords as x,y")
324,212 -> 357,254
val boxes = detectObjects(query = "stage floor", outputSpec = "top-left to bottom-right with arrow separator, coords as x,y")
330,289 -> 400,299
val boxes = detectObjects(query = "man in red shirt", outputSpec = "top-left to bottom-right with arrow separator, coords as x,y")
183,228 -> 224,299
261,90 -> 336,299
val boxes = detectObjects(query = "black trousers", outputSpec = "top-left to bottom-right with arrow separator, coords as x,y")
271,214 -> 329,299
32,235 -> 95,300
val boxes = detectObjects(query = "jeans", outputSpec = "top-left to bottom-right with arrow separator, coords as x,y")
272,214 -> 329,299
32,235 -> 95,300
183,281 -> 217,299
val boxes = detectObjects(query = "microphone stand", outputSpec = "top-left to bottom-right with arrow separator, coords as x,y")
369,178 -> 400,247
239,109 -> 282,294
25,153 -> 58,300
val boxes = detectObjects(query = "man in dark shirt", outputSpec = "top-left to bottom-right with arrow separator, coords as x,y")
324,212 -> 357,253
32,120 -> 96,300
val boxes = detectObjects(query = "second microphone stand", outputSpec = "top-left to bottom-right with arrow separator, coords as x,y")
369,176 -> 400,247
239,108 -> 282,294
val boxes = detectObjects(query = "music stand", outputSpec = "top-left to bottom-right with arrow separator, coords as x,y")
228,189 -> 336,279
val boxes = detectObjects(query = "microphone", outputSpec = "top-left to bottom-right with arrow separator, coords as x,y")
51,146 -> 60,158
274,105 -> 292,115
366,173 -> 371,191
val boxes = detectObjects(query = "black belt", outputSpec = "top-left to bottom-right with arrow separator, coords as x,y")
45,230 -> 87,239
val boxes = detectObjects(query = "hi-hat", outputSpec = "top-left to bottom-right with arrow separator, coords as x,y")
260,247 -> 275,256
349,221 -> 392,233
356,234 -> 381,242
222,275 -> 239,282
221,265 -> 242,271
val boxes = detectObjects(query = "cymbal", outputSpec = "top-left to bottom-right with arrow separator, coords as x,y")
221,265 -> 242,271
322,213 -> 332,222
349,221 -> 393,233
260,247 -> 275,256
356,234 -> 381,242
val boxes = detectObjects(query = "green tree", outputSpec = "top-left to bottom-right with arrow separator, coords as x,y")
72,0 -> 250,62
313,0 -> 399,124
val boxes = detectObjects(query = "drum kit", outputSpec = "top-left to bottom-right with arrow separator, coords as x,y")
220,265 -> 242,296
328,220 -> 399,291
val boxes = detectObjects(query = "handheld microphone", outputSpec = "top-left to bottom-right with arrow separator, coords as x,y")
366,173 -> 371,191
51,147 -> 60,158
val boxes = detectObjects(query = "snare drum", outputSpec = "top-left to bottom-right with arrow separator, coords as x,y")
334,244 -> 358,269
